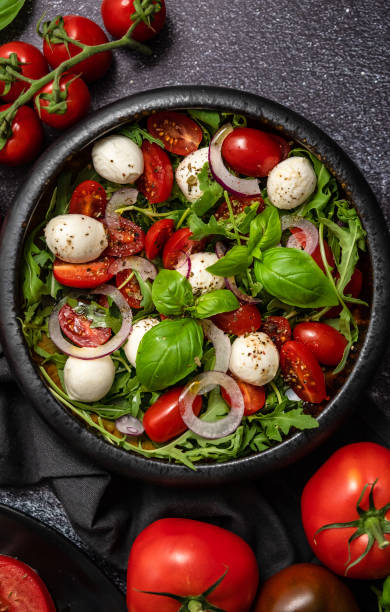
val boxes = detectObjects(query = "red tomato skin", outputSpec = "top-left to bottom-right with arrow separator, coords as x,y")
35,73 -> 90,130
126,518 -> 259,612
215,195 -> 265,221
0,105 -> 43,166
137,141 -> 173,203
261,316 -> 291,351
162,228 -> 204,269
101,0 -> 166,41
0,555 -> 55,611
106,218 -> 145,257
211,304 -> 262,336
280,340 -> 326,403
143,387 -> 202,442
222,381 -> 265,416
311,239 -> 335,273
58,303 -> 111,347
145,218 -> 175,259
42,15 -> 112,82
301,442 -> 390,580
221,128 -> 284,177
69,180 -> 107,218
147,111 -> 203,155
53,256 -> 114,288
269,132 -> 290,161
293,322 -> 347,366
327,268 -> 363,318
0,42 -> 48,102
115,269 -> 142,308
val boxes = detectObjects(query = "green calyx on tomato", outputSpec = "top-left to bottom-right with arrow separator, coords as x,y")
315,479 -> 390,575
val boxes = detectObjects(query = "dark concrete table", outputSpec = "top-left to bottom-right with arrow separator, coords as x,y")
0,0 -> 389,593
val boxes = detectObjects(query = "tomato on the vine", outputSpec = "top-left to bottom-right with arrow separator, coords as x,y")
293,322 -> 347,366
222,380 -> 265,416
102,0 -> 166,41
147,111 -> 203,155
106,218 -> 145,257
53,256 -> 114,288
35,73 -> 90,130
280,340 -> 326,403
162,227 -> 204,269
115,269 -> 142,308
58,303 -> 111,347
0,555 -> 55,612
0,104 -> 43,166
126,518 -> 259,612
143,386 -> 202,442
144,218 -> 175,260
69,180 -> 107,219
42,15 -> 112,82
221,127 -> 288,177
137,141 -> 173,203
0,42 -> 48,102
212,304 -> 262,336
261,316 -> 291,351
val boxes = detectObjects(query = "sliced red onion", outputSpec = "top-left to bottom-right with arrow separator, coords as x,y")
105,188 -> 138,230
115,415 -> 144,437
108,256 -> 157,281
174,250 -> 191,279
215,242 -> 261,304
285,387 -> 302,402
215,241 -> 226,259
201,320 -> 231,392
179,372 -> 244,439
209,124 -> 262,197
49,284 -> 132,360
281,216 -> 318,255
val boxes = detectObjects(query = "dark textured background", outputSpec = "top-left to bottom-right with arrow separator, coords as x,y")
0,0 -> 389,596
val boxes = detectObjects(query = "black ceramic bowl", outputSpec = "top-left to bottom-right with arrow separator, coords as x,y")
1,86 -> 389,485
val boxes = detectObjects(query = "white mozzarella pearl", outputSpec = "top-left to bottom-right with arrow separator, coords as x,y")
177,252 -> 225,296
267,157 -> 317,209
64,356 -> 115,402
124,317 -> 159,367
229,332 -> 279,386
92,135 -> 144,184
175,147 -> 209,202
44,214 -> 108,263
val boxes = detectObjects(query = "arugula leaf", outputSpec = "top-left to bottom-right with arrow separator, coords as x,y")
0,0 -> 25,30
188,109 -> 221,131
152,269 -> 194,315
188,213 -> 229,240
248,401 -> 318,441
248,206 -> 281,256
290,148 -> 338,218
191,163 -> 223,216
193,289 -> 239,319
207,245 -> 252,277
22,225 -> 50,308
118,123 -> 164,148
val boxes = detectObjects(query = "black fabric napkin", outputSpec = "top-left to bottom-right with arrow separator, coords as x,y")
0,343 -> 389,610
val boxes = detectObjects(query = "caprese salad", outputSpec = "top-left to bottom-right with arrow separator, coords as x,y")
21,109 -> 368,468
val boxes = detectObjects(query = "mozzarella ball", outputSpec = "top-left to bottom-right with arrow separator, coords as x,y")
175,147 -> 209,202
64,356 -> 115,402
177,252 -> 225,296
229,332 -> 279,386
44,214 -> 108,263
267,157 -> 317,209
124,317 -> 159,367
92,135 -> 144,184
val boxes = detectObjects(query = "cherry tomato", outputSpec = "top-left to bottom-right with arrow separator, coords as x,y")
143,386 -> 202,443
269,132 -> 291,161
280,340 -> 326,403
0,42 -> 48,102
147,111 -> 203,155
115,269 -> 142,308
211,304 -> 262,336
101,0 -> 166,41
301,442 -> 390,579
253,563 -> 359,612
0,104 -> 43,166
137,141 -> 173,203
215,195 -> 265,220
35,73 -> 90,130
69,180 -> 107,218
311,240 -> 335,273
53,256 -> 114,288
126,518 -> 259,612
162,227 -> 204,269
42,15 -> 112,82
261,316 -> 291,351
293,322 -> 347,366
221,128 -> 286,177
0,555 -> 55,612
58,303 -> 111,347
144,218 -> 174,259
222,380 -> 265,416
106,218 -> 145,257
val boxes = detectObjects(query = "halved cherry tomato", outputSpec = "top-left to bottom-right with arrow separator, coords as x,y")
289,228 -> 335,273
211,304 -> 262,336
280,340 -> 327,404
115,269 -> 142,309
0,555 -> 55,612
143,386 -> 202,443
215,195 -> 264,221
261,316 -> 291,351
162,227 -> 204,269
58,303 -> 111,347
0,42 -> 48,102
69,180 -> 107,219
145,218 -> 175,260
147,111 -> 203,155
53,256 -> 114,288
293,322 -> 347,366
101,0 -> 166,42
222,380 -> 265,416
221,128 -> 286,177
137,141 -> 173,203
106,218 -> 145,257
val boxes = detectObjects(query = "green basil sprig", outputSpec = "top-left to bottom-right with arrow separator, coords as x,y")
248,206 -> 281,256
152,269 -> 194,316
207,245 -> 253,277
193,289 -> 239,319
0,0 -> 25,30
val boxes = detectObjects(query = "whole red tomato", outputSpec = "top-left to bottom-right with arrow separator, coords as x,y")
0,41 -> 48,102
126,518 -> 259,612
42,15 -> 112,82
293,322 -> 347,366
0,104 -> 43,166
35,73 -> 90,129
221,128 -> 287,177
101,0 -> 166,41
143,386 -> 202,442
301,442 -> 390,579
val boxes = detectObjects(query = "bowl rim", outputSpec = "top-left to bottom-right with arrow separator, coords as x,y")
1,85 -> 389,484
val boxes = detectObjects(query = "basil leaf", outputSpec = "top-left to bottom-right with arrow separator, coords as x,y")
254,247 -> 338,307
0,0 -> 25,30
206,245 -> 252,277
152,269 -> 194,316
191,163 -> 223,216
136,319 -> 203,390
188,109 -> 220,131
193,289 -> 239,319
290,148 -> 338,218
248,206 -> 281,256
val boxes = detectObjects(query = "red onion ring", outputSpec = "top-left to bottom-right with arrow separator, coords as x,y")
108,256 -> 157,281
201,320 -> 231,392
215,242 -> 261,304
179,372 -> 244,439
48,285 -> 132,360
215,241 -> 226,259
115,415 -> 144,437
285,387 -> 302,402
174,250 -> 192,279
209,124 -> 262,197
105,188 -> 138,230
281,216 -> 318,255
